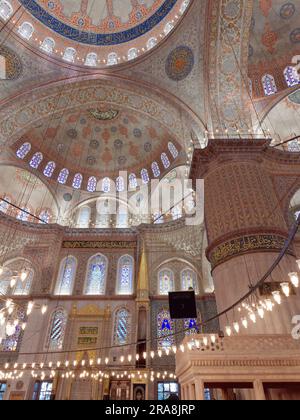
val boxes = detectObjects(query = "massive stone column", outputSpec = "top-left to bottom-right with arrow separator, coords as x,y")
191,139 -> 300,334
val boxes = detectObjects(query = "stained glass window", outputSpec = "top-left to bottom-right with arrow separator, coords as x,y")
116,176 -> 125,192
18,22 -> 34,40
161,153 -> 170,169
30,152 -> 43,169
102,177 -> 111,193
63,47 -> 76,63
171,205 -> 182,221
55,256 -> 77,296
0,1 -> 13,21
72,173 -> 83,190
158,269 -> 174,295
117,212 -> 128,228
87,176 -> 97,193
288,140 -> 300,152
141,169 -> 150,184
181,268 -> 197,293
0,196 -> 11,214
84,254 -> 107,295
113,308 -> 130,345
85,52 -> 97,67
0,307 -> 25,352
184,318 -> 198,336
16,142 -> 31,159
117,255 -> 134,295
262,74 -> 277,96
57,168 -> 69,185
284,66 -> 300,87
157,309 -> 175,350
13,269 -> 33,296
153,212 -> 164,224
168,142 -> 179,159
39,210 -> 51,224
43,161 -> 56,178
129,174 -> 138,190
47,309 -> 67,351
151,162 -> 161,178
40,37 -> 55,54
0,277 -> 9,295
17,207 -> 30,222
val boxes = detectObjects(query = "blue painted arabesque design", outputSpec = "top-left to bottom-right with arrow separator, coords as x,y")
19,0 -> 177,46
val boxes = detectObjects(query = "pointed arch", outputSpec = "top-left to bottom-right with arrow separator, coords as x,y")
113,307 -> 131,345
116,255 -> 134,295
54,256 -> 77,296
158,268 -> 174,295
84,254 -> 108,295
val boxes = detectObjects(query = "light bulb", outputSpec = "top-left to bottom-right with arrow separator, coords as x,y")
272,291 -> 282,305
203,337 -> 208,346
41,305 -> 47,315
289,272 -> 299,288
26,301 -> 34,315
257,306 -> 265,319
10,278 -> 16,288
233,322 -> 240,333
225,326 -> 232,336
0,266 -> 3,275
281,282 -> 290,297
21,322 -> 27,331
249,312 -> 257,323
296,260 -> 300,271
6,322 -> 15,337
210,334 -> 216,344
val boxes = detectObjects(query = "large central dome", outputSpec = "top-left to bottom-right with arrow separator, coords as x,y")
11,0 -> 191,66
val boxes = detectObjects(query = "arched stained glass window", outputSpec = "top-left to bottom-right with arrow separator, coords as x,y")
168,142 -> 179,159
17,207 -> 30,222
147,37 -> 157,50
181,268 -> 197,293
43,161 -> 56,178
113,308 -> 130,345
39,210 -> 51,224
102,177 -> 111,193
117,255 -> 134,295
16,142 -> 31,159
262,74 -> 277,96
141,169 -> 150,184
55,256 -> 77,296
151,162 -> 161,178
184,318 -> 199,336
116,176 -> 125,192
288,139 -> 300,152
40,37 -> 55,54
87,176 -> 97,193
0,1 -> 13,21
107,52 -> 118,66
0,196 -> 11,214
72,173 -> 83,190
18,22 -> 34,40
85,52 -> 97,67
47,309 -> 67,351
13,268 -> 33,296
128,48 -> 138,61
57,168 -> 69,185
158,269 -> 174,295
63,47 -> 76,63
161,153 -> 170,169
84,254 -> 107,295
157,309 -> 175,350
0,307 -> 25,352
129,173 -> 137,190
30,152 -> 43,169
284,66 -> 300,87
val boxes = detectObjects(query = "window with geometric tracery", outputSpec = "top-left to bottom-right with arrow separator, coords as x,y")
113,308 -> 130,345
47,309 -> 67,351
129,174 -> 137,190
168,142 -> 179,159
0,196 -> 11,214
158,269 -> 174,295
117,255 -> 134,295
0,1 -> 13,21
84,254 -> 107,295
288,139 -> 300,153
0,307 -> 25,352
39,209 -> 51,224
102,177 -> 111,193
151,162 -> 161,178
16,207 -> 30,222
87,176 -> 97,193
30,152 -> 43,169
181,268 -> 197,293
262,74 -> 277,96
157,309 -> 175,350
55,256 -> 77,296
57,168 -> 69,185
284,66 -> 300,88
72,173 -> 83,190
16,142 -> 31,159
43,161 -> 56,178
161,153 -> 170,169
141,169 -> 150,184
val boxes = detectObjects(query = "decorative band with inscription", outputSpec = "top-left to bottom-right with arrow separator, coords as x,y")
62,240 -> 137,249
208,234 -> 293,269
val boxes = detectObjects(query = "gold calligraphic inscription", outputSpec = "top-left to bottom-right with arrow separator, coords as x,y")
89,109 -> 119,121
209,234 -> 292,269
78,337 -> 97,346
79,327 -> 98,336
62,241 -> 136,249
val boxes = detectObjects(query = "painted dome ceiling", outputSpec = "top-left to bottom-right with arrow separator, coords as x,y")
6,0 -> 191,66
12,106 -> 183,190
